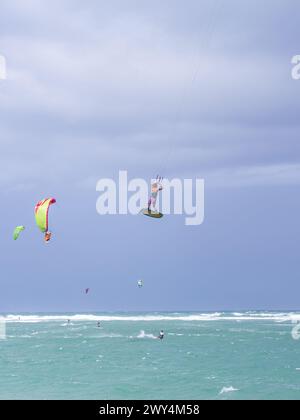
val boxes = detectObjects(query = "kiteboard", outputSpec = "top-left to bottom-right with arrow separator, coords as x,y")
141,209 -> 164,219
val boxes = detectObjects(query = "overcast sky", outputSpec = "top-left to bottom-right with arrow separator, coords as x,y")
0,0 -> 300,312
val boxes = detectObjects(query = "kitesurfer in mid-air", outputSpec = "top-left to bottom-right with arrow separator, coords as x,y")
148,176 -> 163,213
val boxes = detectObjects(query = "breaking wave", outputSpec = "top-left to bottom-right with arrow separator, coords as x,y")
1,312 -> 300,323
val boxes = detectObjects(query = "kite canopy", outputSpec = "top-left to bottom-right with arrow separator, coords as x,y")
138,280 -> 143,288
35,198 -> 56,233
13,226 -> 25,240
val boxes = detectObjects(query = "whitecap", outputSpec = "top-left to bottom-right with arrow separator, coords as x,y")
137,330 -> 157,340
220,387 -> 239,395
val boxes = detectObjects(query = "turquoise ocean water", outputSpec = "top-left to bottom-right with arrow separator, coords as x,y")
0,312 -> 300,400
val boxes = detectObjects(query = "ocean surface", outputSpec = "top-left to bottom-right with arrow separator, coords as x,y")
0,312 -> 300,400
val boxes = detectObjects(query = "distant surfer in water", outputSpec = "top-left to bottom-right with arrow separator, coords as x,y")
158,330 -> 165,340
97,322 -> 101,328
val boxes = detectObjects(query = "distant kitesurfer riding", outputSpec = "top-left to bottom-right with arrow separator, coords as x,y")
158,330 -> 165,340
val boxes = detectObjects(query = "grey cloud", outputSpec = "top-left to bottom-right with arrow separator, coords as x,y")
0,0 -> 299,190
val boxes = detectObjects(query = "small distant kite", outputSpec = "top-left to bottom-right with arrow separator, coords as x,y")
13,226 -> 25,240
85,288 -> 90,295
138,280 -> 143,289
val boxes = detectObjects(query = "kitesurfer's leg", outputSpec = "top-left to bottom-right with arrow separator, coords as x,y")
152,198 -> 157,213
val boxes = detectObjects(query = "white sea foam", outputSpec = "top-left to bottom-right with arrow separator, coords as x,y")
3,312 -> 300,323
96,334 -> 123,338
220,386 -> 239,395
137,330 -> 157,339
